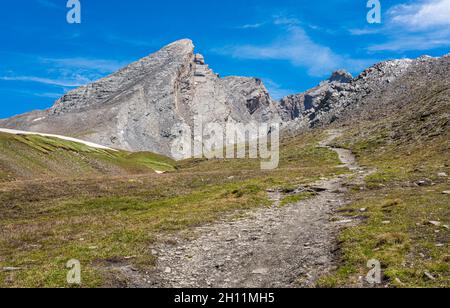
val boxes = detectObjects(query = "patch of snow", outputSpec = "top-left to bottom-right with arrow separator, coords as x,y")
32,117 -> 46,122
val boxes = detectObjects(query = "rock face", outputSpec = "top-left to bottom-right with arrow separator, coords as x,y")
280,54 -> 450,132
0,39 -> 281,157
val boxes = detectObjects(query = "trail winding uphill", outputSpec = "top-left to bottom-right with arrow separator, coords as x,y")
127,130 -> 374,288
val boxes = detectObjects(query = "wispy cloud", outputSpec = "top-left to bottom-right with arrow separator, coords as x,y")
7,88 -> 65,99
0,75 -> 91,87
348,28 -> 381,36
216,25 -> 374,77
236,23 -> 265,30
235,14 -> 301,31
221,14 -> 376,77
368,0 -> 450,52
0,55 -> 128,91
36,0 -> 60,9
272,15 -> 301,27
369,30 -> 450,52
40,57 -> 127,74
262,79 -> 296,100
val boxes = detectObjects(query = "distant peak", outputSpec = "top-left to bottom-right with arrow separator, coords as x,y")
328,70 -> 353,83
166,38 -> 194,48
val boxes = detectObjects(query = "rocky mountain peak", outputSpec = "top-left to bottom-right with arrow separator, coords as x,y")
328,70 -> 353,83
0,39 -> 281,157
279,53 -> 449,131
50,39 -> 195,115
166,38 -> 194,48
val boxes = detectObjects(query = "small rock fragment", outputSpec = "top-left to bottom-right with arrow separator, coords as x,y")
395,278 -> 404,285
336,220 -> 353,224
424,271 -> 436,281
428,221 -> 441,227
415,179 -> 432,186
252,268 -> 269,275
2,267 -> 21,272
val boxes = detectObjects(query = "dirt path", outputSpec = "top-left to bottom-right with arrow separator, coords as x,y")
128,130 -> 372,288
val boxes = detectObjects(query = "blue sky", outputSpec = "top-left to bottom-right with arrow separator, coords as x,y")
1,0 -> 449,118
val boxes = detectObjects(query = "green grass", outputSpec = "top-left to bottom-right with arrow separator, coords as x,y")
319,126 -> 450,288
0,132 -> 176,182
280,192 -> 317,207
319,186 -> 449,288
0,131 -> 346,288
0,179 -> 270,288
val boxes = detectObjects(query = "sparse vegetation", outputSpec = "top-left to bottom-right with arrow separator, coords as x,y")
0,131 -> 345,287
280,192 -> 317,207
319,121 -> 450,288
0,132 -> 176,182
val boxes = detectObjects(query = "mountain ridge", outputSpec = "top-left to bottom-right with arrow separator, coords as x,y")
1,39 -> 448,158
0,39 -> 282,157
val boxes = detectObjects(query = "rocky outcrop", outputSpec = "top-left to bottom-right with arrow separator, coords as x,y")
329,70 -> 353,84
279,55 -> 449,132
277,69 -> 354,124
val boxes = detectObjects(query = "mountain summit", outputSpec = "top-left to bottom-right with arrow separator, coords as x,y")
0,39 -> 280,156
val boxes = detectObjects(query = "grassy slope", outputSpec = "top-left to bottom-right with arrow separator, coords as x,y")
318,88 -> 450,288
0,132 -> 175,182
0,131 -> 346,287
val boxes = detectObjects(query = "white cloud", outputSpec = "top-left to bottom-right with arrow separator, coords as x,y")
216,26 -> 374,77
388,0 -> 450,30
369,0 -> 450,52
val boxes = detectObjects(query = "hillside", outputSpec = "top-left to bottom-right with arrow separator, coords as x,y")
0,131 -> 175,182
0,130 -> 347,287
317,71 -> 450,287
